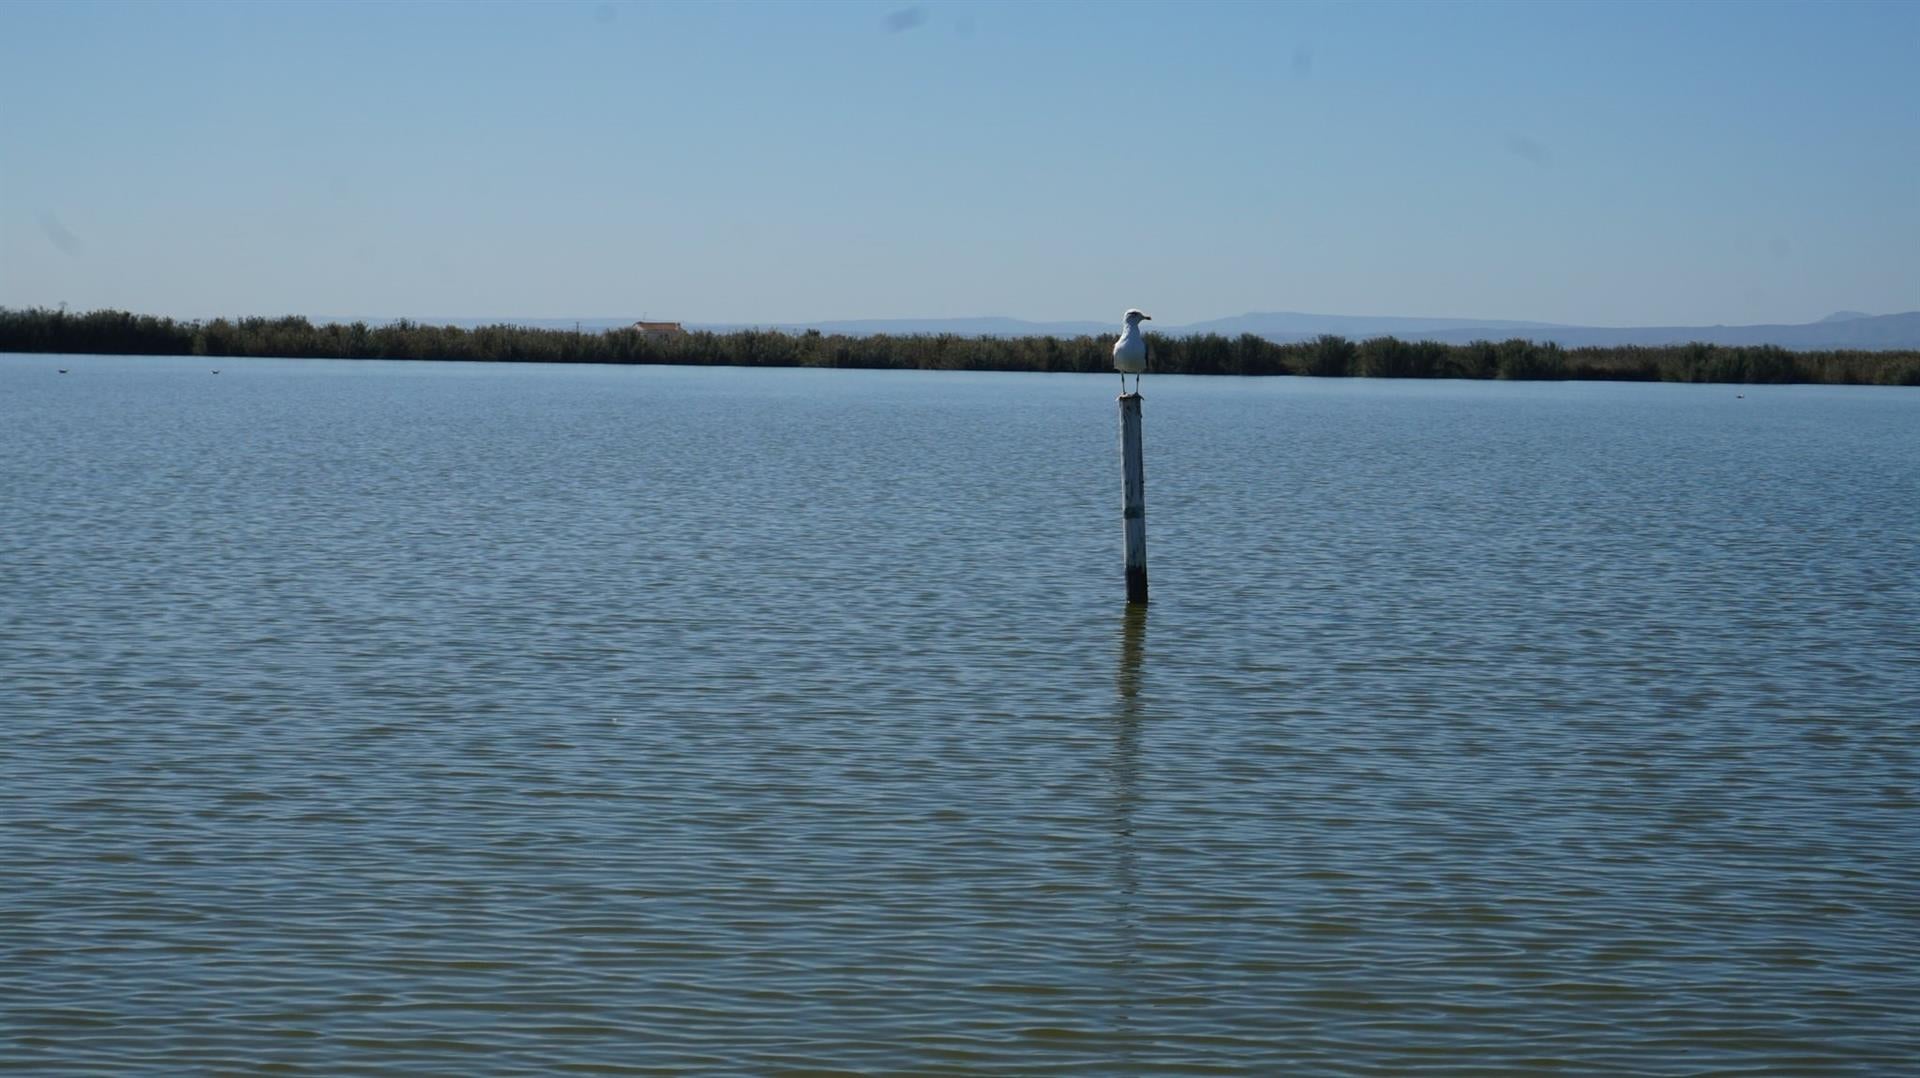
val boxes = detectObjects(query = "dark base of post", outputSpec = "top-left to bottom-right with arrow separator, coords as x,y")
1126,566 -> 1149,605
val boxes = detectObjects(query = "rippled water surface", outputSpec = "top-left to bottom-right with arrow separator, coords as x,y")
3,355 -> 1917,1074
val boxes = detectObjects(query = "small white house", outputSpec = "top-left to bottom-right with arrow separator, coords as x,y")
632,321 -> 686,340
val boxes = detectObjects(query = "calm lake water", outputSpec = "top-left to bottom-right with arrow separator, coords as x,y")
3,355 -> 1916,1075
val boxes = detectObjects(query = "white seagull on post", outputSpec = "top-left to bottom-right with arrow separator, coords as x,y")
1113,309 -> 1149,395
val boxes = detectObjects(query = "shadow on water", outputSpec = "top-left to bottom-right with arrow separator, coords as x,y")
1117,603 -> 1146,713
1106,604 -> 1147,1055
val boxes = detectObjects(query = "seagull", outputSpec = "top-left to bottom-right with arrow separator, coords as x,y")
1113,308 -> 1150,395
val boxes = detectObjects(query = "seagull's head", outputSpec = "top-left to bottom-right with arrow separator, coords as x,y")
1124,309 -> 1151,326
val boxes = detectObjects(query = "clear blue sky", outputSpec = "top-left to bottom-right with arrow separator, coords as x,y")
3,0 -> 1915,326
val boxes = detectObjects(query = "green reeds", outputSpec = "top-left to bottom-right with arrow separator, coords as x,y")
4,307 -> 1916,386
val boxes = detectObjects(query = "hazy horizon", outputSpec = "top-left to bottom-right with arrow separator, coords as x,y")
10,303 -> 1906,334
5,1 -> 1917,328
133,306 -> 1909,332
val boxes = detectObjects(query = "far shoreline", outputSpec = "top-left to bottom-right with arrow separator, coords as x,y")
5,307 -> 1917,387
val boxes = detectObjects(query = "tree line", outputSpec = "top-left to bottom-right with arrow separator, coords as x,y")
4,306 -> 1917,386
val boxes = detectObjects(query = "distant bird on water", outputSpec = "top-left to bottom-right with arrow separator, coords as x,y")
1113,308 -> 1150,395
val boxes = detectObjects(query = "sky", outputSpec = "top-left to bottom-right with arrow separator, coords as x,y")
3,0 -> 1916,327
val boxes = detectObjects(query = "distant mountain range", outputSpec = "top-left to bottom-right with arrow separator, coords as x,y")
1386,311 -> 1920,351
706,310 -> 1920,350
360,310 -> 1920,351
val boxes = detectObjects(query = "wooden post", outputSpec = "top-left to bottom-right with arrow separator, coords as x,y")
1119,392 -> 1148,604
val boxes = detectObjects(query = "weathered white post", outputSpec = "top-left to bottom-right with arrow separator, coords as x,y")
1119,392 -> 1148,604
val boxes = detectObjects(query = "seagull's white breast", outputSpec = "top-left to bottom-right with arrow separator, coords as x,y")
1113,329 -> 1147,374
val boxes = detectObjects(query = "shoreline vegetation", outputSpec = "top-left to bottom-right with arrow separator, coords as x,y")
5,307 -> 1917,385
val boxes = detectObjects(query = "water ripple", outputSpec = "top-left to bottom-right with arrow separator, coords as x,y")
2,360 -> 1916,1073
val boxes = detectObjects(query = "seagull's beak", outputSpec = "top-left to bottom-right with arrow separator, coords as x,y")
1141,314 -> 1151,321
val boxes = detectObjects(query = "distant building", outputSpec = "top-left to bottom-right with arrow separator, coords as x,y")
632,320 -> 687,339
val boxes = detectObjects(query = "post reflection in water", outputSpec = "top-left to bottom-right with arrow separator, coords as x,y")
1106,604 -> 1147,1049
1117,603 -> 1146,712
